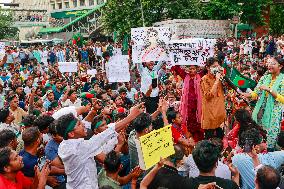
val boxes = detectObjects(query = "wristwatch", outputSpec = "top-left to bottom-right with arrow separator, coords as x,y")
269,89 -> 273,93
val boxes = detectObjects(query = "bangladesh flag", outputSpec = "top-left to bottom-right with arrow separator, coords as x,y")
223,63 -> 257,89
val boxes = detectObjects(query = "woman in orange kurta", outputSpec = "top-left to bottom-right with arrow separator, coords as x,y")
201,57 -> 226,139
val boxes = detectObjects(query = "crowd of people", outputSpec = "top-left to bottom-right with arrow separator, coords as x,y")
0,35 -> 283,189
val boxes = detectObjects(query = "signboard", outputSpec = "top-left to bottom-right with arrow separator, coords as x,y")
107,55 -> 130,82
58,62 -> 78,72
169,38 -> 216,65
87,69 -> 97,76
131,27 -> 172,63
154,19 -> 231,39
51,9 -> 89,19
135,125 -> 175,170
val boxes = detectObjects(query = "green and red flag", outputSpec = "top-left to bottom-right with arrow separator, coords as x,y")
223,63 -> 257,89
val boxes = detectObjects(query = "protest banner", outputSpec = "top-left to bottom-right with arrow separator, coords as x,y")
135,125 -> 175,170
169,38 -> 216,66
87,69 -> 97,76
107,55 -> 130,82
58,62 -> 78,73
131,27 -> 172,63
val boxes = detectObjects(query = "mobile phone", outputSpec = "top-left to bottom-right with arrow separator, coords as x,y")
152,78 -> 158,88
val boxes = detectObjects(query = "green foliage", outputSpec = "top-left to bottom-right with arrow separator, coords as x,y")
0,8 -> 18,40
203,0 -> 241,20
102,0 -> 202,39
270,4 -> 284,35
102,0 -> 271,37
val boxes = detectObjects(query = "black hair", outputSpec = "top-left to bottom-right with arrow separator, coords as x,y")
192,140 -> 219,173
168,144 -> 184,166
0,147 -> 12,173
33,115 -> 55,132
0,109 -> 10,123
96,90 -> 107,100
56,113 -> 77,140
22,127 -> 40,146
206,57 -> 220,68
21,115 -> 36,127
49,121 -> 58,136
239,128 -> 262,148
0,130 -> 16,148
256,165 -> 280,189
104,150 -> 121,173
234,109 -> 266,140
209,138 -> 223,157
277,131 -> 284,148
102,51 -> 110,59
132,113 -> 152,133
167,110 -> 177,124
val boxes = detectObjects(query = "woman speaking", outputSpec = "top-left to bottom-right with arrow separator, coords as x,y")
201,57 -> 226,139
242,57 -> 284,151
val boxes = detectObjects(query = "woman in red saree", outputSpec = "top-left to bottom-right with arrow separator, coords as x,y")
171,65 -> 204,142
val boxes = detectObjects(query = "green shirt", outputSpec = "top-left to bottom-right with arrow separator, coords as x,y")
98,169 -> 121,189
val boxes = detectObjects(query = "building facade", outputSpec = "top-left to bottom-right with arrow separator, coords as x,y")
11,0 -> 51,40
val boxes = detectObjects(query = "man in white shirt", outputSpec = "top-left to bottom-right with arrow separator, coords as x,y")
56,103 -> 143,189
137,61 -> 164,113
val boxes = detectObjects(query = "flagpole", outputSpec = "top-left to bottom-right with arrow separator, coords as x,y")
139,0 -> 145,27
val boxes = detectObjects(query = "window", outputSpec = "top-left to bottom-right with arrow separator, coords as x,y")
89,0 -> 94,6
51,4 -> 55,9
65,2 -> 69,8
73,0 -> 77,7
58,3 -> 62,9
80,0 -> 85,6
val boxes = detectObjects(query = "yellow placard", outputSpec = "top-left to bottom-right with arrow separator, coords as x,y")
139,125 -> 175,170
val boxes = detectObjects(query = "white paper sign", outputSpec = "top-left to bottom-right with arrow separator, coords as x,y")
87,69 -> 97,76
0,42 -> 5,60
131,27 -> 172,63
107,55 -> 130,82
58,62 -> 78,73
169,38 -> 216,65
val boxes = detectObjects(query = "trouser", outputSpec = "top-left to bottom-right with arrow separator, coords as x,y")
204,127 -> 224,140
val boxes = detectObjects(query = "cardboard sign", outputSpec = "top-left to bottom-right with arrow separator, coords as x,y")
169,38 -> 216,65
87,69 -> 97,76
131,27 -> 172,63
135,125 -> 175,170
58,62 -> 78,73
107,55 -> 130,82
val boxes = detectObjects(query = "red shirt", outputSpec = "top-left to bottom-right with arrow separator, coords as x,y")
0,171 -> 32,189
171,124 -> 187,144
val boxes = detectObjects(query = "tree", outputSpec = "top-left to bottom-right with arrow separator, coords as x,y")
0,8 -> 18,40
203,0 -> 271,26
203,0 -> 241,20
269,4 -> 284,35
102,0 -> 202,39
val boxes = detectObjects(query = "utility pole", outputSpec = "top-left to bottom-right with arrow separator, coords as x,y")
139,0 -> 145,27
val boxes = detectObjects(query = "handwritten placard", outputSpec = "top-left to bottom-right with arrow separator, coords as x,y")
58,62 -> 78,73
107,55 -> 130,82
135,125 -> 175,170
169,38 -> 216,65
131,27 -> 172,63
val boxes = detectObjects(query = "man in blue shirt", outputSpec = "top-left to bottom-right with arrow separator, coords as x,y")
19,127 -> 41,178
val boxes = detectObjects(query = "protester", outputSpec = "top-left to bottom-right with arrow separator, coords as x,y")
0,35 -> 283,189
201,57 -> 226,139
